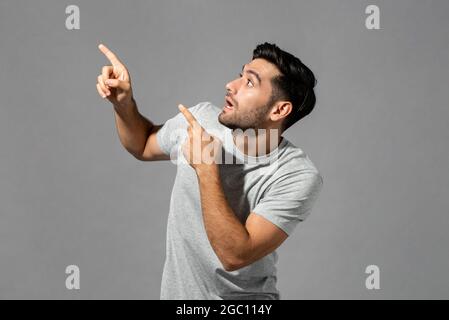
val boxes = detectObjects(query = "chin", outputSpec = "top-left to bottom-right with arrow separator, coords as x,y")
218,114 -> 237,130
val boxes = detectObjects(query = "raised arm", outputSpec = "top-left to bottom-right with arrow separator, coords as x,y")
96,44 -> 169,161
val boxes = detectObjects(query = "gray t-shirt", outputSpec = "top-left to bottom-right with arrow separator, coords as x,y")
156,101 -> 323,299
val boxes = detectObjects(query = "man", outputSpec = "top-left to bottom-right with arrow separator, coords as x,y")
96,42 -> 323,299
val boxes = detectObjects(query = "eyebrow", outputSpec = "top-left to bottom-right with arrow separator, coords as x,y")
241,64 -> 262,84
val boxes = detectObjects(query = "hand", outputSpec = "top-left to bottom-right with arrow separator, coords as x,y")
96,43 -> 133,108
178,104 -> 222,173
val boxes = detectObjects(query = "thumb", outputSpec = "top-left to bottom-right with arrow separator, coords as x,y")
105,79 -> 130,90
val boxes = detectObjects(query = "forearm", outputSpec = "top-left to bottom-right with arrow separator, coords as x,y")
113,98 -> 154,157
196,166 -> 251,269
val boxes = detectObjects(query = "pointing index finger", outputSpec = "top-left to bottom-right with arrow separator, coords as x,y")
98,43 -> 123,67
178,104 -> 198,126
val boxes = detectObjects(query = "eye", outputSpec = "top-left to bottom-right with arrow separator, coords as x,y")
238,73 -> 254,88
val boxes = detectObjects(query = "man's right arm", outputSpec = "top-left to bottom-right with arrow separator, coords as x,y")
96,43 -> 169,161
112,99 -> 169,161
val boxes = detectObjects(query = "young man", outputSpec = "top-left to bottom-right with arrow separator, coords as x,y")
96,42 -> 323,299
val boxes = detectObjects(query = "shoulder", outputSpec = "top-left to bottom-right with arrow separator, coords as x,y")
188,101 -> 221,118
187,101 -> 224,133
171,101 -> 220,128
270,141 -> 324,188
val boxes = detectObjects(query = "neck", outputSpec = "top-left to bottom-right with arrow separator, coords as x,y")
232,127 -> 283,157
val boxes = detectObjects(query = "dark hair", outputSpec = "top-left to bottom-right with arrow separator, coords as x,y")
252,42 -> 317,132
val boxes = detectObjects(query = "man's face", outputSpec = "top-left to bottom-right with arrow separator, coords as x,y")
218,58 -> 282,131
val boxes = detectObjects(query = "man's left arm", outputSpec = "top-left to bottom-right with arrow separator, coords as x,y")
177,103 -> 290,272
196,164 -> 288,272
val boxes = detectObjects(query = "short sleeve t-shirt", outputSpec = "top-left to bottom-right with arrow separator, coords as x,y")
156,101 -> 323,299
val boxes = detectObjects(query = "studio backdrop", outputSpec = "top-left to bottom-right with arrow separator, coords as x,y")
0,0 -> 448,299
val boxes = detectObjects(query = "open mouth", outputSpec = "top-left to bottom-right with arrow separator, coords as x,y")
224,97 -> 235,111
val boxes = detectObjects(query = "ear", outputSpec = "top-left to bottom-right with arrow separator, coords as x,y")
270,101 -> 292,122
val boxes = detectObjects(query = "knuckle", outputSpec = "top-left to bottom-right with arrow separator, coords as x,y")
105,66 -> 113,75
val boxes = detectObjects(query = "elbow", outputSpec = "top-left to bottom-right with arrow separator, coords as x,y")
222,263 -> 235,272
131,152 -> 145,161
223,262 -> 240,272
220,242 -> 254,272
128,148 -> 146,161
221,256 -> 248,272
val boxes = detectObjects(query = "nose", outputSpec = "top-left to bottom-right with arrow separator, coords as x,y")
225,78 -> 238,96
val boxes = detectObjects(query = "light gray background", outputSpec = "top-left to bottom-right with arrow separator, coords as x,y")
0,0 -> 448,299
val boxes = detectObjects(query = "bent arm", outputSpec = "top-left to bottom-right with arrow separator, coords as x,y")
113,98 -> 169,161
196,165 -> 288,272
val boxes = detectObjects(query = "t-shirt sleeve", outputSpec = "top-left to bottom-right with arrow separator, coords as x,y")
156,110 -> 186,157
156,102 -> 207,157
252,170 -> 323,236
